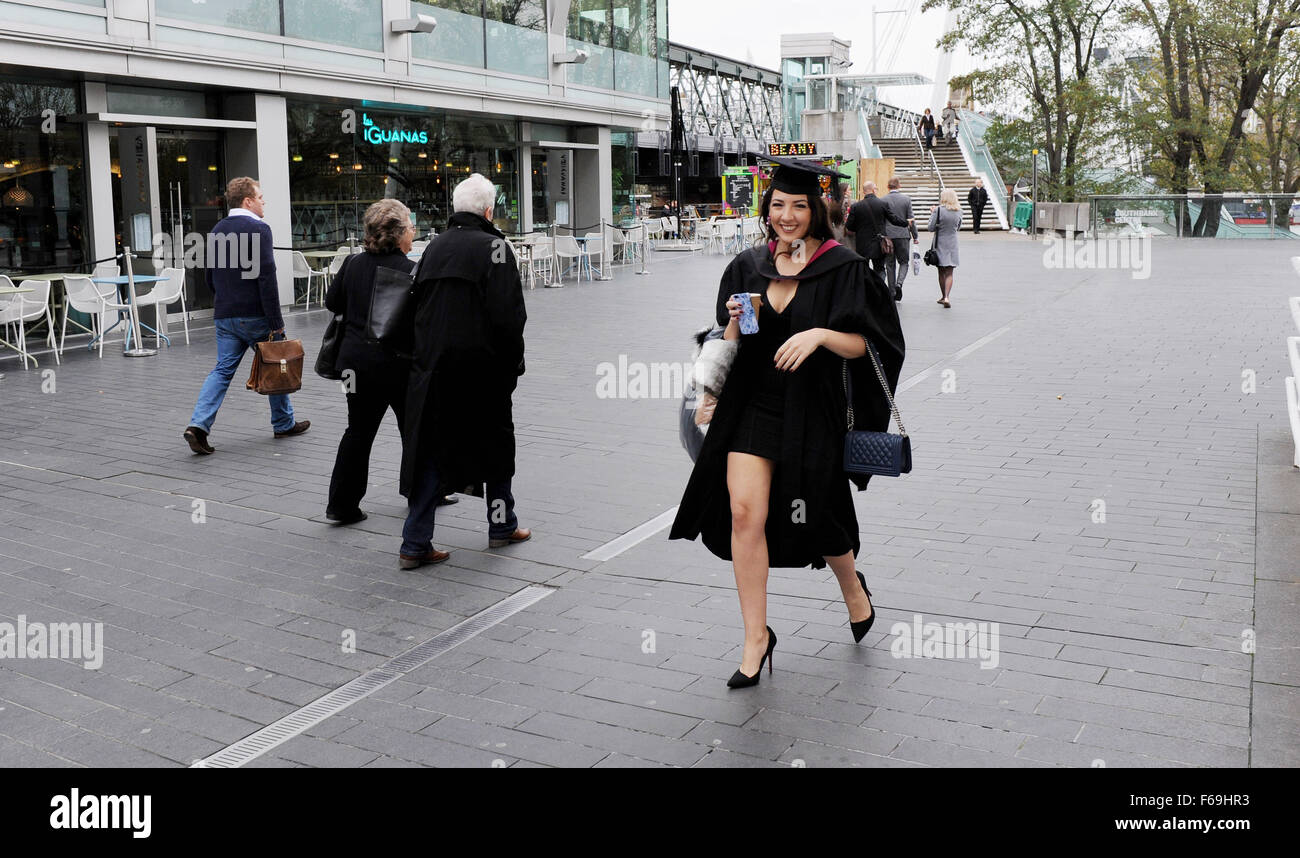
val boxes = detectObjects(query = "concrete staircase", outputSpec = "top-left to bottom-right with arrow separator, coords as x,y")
874,137 -> 998,231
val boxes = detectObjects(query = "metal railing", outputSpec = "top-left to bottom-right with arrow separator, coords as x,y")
955,110 -> 1008,230
1088,194 -> 1300,239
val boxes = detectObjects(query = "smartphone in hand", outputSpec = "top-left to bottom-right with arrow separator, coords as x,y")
731,292 -> 760,335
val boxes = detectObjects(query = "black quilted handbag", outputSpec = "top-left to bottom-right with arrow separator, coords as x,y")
843,338 -> 912,477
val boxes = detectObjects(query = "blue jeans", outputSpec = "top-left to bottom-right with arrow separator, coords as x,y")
401,458 -> 518,557
189,317 -> 295,434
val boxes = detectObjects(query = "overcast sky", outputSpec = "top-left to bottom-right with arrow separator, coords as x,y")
665,0 -> 975,114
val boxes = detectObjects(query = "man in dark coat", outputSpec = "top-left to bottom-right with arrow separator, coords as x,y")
845,181 -> 910,284
398,174 -> 530,570
968,178 -> 990,234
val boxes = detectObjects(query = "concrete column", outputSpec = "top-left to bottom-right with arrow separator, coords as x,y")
225,93 -> 294,308
573,127 -> 612,230
519,144 -> 534,232
83,82 -> 116,267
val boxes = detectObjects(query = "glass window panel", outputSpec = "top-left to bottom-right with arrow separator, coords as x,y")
106,85 -> 213,118
568,0 -> 610,46
412,0 -> 486,69
567,40 -> 613,89
286,100 -> 521,242
63,0 -> 105,5
0,78 -> 90,276
284,0 -> 382,51
485,1 -> 547,78
154,0 -> 279,35
485,0 -> 544,29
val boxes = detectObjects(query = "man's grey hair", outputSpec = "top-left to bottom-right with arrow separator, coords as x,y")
453,173 -> 496,215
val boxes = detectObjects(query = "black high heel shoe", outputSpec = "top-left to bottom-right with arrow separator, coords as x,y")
851,572 -> 875,643
727,626 -> 776,689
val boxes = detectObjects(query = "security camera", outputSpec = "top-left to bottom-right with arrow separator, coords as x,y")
391,15 -> 436,34
552,49 -> 590,65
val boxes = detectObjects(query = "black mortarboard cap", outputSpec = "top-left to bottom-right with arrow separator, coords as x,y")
761,155 -> 851,197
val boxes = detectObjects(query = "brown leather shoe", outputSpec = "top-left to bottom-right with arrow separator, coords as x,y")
274,420 -> 311,438
488,528 -> 532,549
399,549 -> 451,570
184,426 -> 215,455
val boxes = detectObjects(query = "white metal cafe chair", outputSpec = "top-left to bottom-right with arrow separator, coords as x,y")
605,225 -> 628,266
292,250 -> 327,311
59,274 -> 119,359
134,266 -> 189,346
582,231 -> 606,278
0,278 -> 61,369
530,236 -> 555,286
553,234 -> 585,284
622,223 -> 646,265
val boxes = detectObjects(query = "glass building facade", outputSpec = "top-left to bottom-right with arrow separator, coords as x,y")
0,77 -> 91,274
567,0 -> 668,97
287,101 -> 522,242
0,0 -> 668,319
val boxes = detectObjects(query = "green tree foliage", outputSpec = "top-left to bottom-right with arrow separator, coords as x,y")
923,0 -> 1119,201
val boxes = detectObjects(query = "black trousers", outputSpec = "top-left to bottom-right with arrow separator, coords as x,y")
328,366 -> 409,515
972,205 -> 986,232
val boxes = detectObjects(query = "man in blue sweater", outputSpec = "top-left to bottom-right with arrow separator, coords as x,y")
184,177 -> 309,454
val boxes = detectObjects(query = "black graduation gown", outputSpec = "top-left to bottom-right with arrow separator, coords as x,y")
668,241 -> 905,569
399,212 -> 527,497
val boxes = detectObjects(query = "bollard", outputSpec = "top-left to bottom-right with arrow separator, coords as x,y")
122,247 -> 157,358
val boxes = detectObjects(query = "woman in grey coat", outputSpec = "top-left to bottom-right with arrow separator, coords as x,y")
927,188 -> 962,307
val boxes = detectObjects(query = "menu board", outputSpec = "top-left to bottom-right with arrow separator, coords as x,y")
768,142 -> 818,157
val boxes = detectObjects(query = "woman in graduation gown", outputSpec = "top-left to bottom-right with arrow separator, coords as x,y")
669,157 -> 906,688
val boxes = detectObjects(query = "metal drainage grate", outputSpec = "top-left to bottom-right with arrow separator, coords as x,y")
193,585 -> 554,768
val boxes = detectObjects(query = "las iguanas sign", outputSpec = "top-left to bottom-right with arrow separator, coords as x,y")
362,113 -> 429,146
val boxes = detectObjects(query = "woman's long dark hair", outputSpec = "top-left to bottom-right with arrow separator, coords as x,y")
758,186 -> 836,245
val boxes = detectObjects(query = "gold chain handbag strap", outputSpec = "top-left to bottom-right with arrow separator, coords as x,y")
843,335 -> 907,437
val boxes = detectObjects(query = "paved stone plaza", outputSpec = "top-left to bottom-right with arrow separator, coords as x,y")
1,234 -> 1297,767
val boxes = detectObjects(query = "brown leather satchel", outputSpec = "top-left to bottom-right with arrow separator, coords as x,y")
246,336 -> 305,396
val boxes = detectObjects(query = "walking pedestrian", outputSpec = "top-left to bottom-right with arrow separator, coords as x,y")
940,102 -> 960,144
845,181 -> 909,285
183,177 -> 308,455
828,183 -> 851,243
967,178 -> 990,234
918,109 -> 936,150
398,173 -> 531,570
928,188 -> 963,308
881,177 -> 918,301
669,157 -> 906,688
322,199 -> 418,526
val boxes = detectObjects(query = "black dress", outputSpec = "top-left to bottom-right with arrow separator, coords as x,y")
669,241 -> 906,570
729,292 -> 794,461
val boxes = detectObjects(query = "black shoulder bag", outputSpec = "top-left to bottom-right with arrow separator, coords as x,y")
923,212 -> 941,267
315,254 -> 351,380
843,338 -> 912,477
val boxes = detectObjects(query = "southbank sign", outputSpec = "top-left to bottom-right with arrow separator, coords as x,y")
362,112 -> 429,146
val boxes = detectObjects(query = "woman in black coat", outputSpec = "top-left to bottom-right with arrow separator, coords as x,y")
324,200 -> 418,525
669,158 -> 906,688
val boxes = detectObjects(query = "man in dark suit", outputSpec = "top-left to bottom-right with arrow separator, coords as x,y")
184,177 -> 308,454
845,180 -> 910,283
881,177 -> 919,301
968,178 -> 990,234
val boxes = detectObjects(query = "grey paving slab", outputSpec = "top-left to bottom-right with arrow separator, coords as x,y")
1,237 -> 1296,767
